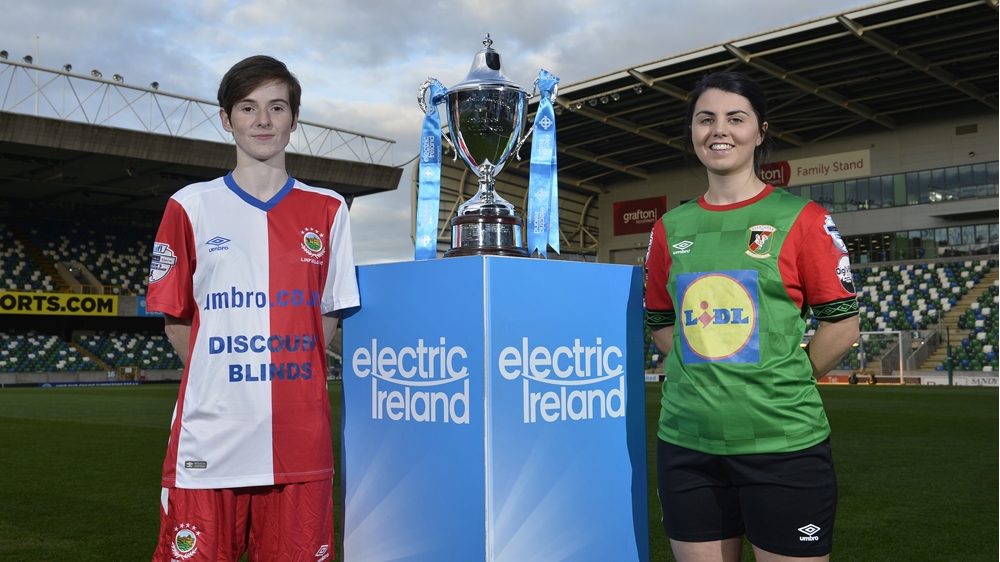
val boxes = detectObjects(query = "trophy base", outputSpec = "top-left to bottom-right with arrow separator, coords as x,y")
444,215 -> 529,258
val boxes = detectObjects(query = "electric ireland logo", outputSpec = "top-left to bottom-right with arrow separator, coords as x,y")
352,338 -> 470,424
498,336 -> 626,423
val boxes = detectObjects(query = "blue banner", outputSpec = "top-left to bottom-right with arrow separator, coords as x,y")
415,80 -> 449,260
137,296 -> 163,317
528,70 -> 560,258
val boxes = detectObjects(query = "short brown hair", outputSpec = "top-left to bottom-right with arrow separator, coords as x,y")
217,55 -> 302,119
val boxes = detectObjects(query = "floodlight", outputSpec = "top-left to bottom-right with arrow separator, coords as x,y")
91,70 -> 102,78
588,99 -> 597,107
611,92 -> 620,101
22,55 -> 32,64
633,85 -> 642,94
600,96 -> 609,104
0,51 -> 7,60
113,74 -> 124,83
150,81 -> 159,90
63,64 -> 72,72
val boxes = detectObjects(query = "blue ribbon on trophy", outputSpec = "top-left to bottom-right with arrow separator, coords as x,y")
415,79 -> 449,260
527,69 -> 560,258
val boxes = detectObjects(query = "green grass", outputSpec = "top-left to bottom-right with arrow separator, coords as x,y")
0,383 -> 996,561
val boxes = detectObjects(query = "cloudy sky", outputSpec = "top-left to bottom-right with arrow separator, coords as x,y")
3,0 -> 875,264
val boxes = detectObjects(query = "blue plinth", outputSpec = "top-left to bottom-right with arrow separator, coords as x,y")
342,256 -> 648,562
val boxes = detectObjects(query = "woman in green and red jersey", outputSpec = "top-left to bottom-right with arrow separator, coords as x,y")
644,72 -> 859,562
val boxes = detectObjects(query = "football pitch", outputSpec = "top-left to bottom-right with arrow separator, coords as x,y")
0,383 -> 996,561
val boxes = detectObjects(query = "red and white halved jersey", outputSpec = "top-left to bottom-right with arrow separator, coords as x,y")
147,173 -> 359,489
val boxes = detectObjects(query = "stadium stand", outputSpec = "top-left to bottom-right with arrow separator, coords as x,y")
0,330 -> 98,372
13,218 -> 155,296
74,331 -> 183,371
0,222 -> 55,292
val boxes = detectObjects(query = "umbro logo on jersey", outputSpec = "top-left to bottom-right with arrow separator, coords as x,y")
316,545 -> 331,561
206,237 -> 231,253
672,240 -> 694,254
798,523 -> 821,542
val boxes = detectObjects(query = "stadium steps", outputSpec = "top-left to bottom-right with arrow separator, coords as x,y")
70,342 -> 111,371
919,268 -> 999,370
6,223 -> 70,293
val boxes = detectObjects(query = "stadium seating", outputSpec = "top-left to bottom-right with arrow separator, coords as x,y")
13,218 -> 155,295
0,222 -> 56,292
839,259 -> 997,372
0,330 -> 97,372
74,331 -> 183,370
851,260 -> 994,332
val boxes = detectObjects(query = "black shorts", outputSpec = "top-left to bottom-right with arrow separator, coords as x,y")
657,437 -> 837,557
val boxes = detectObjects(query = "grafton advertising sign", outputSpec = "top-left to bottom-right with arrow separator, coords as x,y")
613,196 -> 666,236
761,149 -> 871,187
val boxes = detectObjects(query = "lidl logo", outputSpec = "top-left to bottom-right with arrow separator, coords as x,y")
677,270 -> 759,363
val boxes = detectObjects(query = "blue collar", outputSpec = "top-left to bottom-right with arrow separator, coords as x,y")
224,172 -> 294,211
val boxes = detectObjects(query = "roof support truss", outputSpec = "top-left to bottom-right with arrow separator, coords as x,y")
723,43 -> 898,130
627,69 -> 807,147
554,96 -> 688,152
837,15 -> 997,111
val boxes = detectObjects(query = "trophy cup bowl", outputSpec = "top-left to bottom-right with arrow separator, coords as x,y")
421,36 -> 531,258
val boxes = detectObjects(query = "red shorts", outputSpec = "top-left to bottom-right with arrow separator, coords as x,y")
151,479 -> 335,562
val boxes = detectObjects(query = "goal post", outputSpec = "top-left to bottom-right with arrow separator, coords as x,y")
809,330 -> 908,384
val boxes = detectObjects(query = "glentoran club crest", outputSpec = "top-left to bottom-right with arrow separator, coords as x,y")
301,227 -> 327,259
170,523 -> 200,559
746,225 -> 776,259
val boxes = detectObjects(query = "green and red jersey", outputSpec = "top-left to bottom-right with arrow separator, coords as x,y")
644,185 -> 857,455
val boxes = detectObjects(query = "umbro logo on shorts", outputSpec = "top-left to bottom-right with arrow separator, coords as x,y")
798,523 -> 821,542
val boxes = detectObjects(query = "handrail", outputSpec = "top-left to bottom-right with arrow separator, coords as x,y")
67,284 -> 134,296
0,58 -> 395,166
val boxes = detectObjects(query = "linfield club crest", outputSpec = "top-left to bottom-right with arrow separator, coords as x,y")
746,225 -> 776,259
301,227 -> 326,259
170,523 -> 200,559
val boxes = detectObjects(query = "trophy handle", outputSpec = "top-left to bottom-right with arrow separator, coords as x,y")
417,78 -> 434,114
514,125 -> 533,162
530,76 -> 559,104
443,133 -> 458,162
418,78 -> 458,162
514,80 -> 558,162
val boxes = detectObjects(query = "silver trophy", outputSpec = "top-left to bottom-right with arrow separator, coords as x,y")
419,36 -> 531,257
